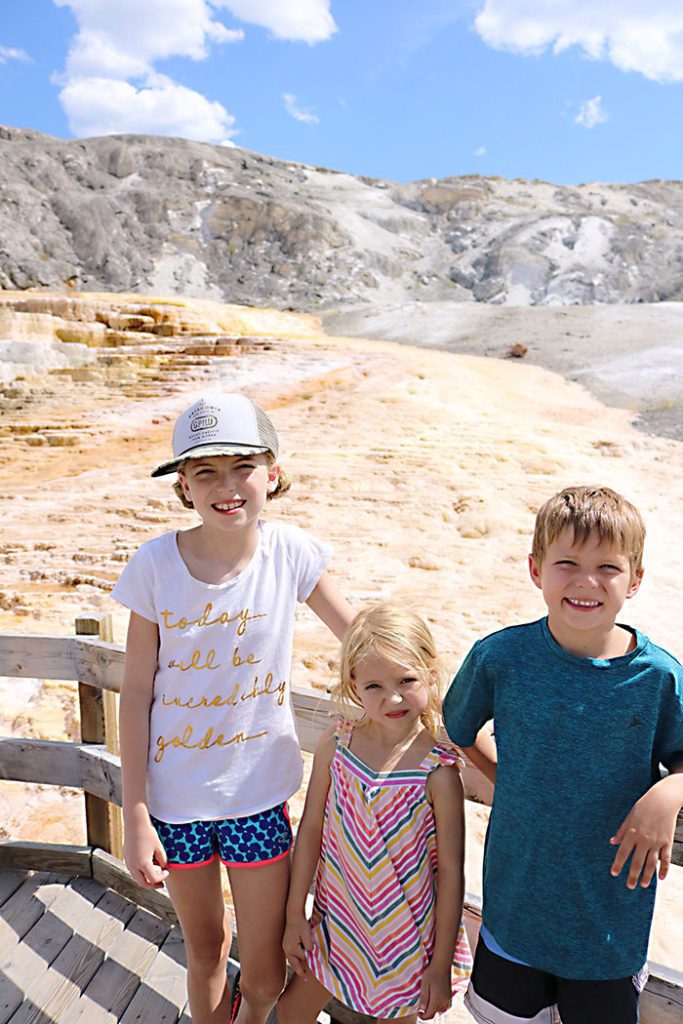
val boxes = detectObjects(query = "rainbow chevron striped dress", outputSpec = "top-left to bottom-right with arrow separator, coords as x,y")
306,720 -> 472,1018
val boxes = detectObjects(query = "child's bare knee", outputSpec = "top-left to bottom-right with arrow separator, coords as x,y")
184,924 -> 231,973
240,964 -> 287,1007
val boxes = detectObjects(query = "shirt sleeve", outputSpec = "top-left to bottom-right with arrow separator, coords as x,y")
110,540 -> 159,623
442,639 -> 494,748
279,522 -> 332,602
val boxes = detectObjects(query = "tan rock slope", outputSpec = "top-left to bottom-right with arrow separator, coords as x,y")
1,292 -> 681,977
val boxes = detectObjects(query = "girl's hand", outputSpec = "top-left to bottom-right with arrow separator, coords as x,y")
610,772 -> 683,888
123,809 -> 169,889
417,961 -> 452,1020
282,915 -> 314,978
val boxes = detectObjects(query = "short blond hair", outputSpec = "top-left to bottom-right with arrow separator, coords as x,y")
334,602 -> 443,737
532,485 -> 645,579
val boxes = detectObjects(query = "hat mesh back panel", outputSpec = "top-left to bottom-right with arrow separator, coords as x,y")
253,403 -> 279,458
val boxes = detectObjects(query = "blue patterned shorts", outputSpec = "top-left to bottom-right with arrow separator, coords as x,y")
151,803 -> 292,869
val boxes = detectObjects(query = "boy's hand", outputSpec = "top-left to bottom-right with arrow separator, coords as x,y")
417,961 -> 452,1020
283,915 -> 314,978
610,775 -> 683,888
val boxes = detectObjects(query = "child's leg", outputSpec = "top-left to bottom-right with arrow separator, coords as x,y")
556,975 -> 640,1024
465,938 -> 559,1022
227,856 -> 290,1024
277,969 -> 333,1024
278,979 -> 418,1024
164,858 -> 232,1024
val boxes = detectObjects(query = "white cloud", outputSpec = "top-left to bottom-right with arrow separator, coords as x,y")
214,0 -> 337,43
59,74 -> 237,142
51,0 -> 334,142
283,93 -> 319,124
473,146 -> 487,156
474,1 -> 683,82
0,46 -> 31,64
575,95 -> 608,128
54,0 -> 236,69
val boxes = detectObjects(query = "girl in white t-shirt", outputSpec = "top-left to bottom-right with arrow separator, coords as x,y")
113,392 -> 353,1024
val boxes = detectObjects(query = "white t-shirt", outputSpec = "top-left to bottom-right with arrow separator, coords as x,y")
112,519 -> 331,822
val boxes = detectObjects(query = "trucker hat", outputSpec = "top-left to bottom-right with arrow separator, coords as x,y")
151,393 -> 279,477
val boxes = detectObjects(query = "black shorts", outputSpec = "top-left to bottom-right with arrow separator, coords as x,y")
465,937 -> 647,1024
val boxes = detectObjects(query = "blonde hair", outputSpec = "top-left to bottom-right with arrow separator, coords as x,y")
334,602 -> 443,737
532,485 -> 645,579
173,457 -> 291,509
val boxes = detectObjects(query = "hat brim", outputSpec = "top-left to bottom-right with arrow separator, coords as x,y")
151,443 -> 272,478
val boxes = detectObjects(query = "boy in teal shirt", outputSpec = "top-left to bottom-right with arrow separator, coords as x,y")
444,485 -> 683,1024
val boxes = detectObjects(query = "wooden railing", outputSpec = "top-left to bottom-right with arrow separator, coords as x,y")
0,620 -> 682,1024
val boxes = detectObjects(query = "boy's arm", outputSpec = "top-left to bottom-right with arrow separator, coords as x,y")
305,570 -> 355,641
119,611 -> 169,889
610,761 -> 683,888
418,763 -> 466,1020
462,723 -> 497,784
283,727 -> 335,977
443,640 -> 495,781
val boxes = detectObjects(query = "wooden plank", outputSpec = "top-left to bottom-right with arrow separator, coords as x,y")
78,745 -> 122,805
91,849 -> 178,927
0,634 -> 80,680
0,843 -> 92,876
59,906 -> 171,1023
9,883 -> 137,1024
118,926 -> 188,1024
0,871 -> 29,908
78,614 -> 123,857
73,639 -> 125,693
674,812 -> 683,870
642,963 -> 683,1024
0,633 -> 124,690
0,737 -> 81,787
0,739 -> 121,803
0,873 -> 70,961
0,875 -> 109,1024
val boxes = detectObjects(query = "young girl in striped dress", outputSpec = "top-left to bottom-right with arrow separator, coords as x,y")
279,603 -> 472,1023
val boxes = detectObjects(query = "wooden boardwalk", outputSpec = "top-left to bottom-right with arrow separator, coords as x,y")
0,867 -> 191,1024
0,863 -> 476,1024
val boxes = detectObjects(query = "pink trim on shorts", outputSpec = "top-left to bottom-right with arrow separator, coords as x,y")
220,802 -> 292,867
166,853 -> 219,870
220,842 -> 292,869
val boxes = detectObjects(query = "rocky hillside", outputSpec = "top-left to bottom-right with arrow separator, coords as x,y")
2,125 -> 683,310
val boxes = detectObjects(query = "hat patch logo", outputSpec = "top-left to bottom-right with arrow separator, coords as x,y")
190,414 -> 218,433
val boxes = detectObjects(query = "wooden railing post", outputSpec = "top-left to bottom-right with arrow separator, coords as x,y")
76,614 -> 123,858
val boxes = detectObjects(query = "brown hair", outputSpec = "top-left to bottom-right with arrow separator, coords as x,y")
334,602 -> 443,737
532,485 -> 645,578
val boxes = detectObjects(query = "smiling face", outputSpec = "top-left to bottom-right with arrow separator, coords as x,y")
352,651 -> 431,734
178,453 -> 279,534
528,526 -> 643,656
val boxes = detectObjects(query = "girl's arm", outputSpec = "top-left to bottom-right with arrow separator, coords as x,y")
283,727 -> 335,977
118,611 -> 169,889
420,763 -> 466,1020
306,570 -> 355,641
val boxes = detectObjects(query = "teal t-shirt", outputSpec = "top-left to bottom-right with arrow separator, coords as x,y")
443,617 -> 683,980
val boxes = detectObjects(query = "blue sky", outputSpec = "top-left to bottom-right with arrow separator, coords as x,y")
2,0 -> 683,185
